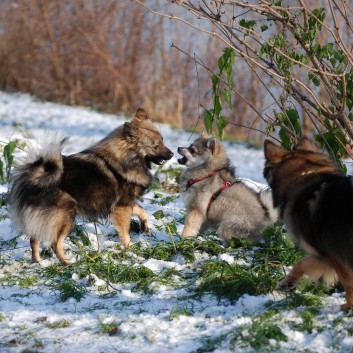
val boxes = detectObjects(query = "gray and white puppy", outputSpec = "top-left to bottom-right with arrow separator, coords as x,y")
177,132 -> 277,246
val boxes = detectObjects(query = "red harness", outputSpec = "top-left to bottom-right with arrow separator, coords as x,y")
186,171 -> 236,211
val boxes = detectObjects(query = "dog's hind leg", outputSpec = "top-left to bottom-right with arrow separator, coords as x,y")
329,256 -> 353,311
30,238 -> 42,263
132,203 -> 151,235
111,205 -> 133,246
51,221 -> 74,265
182,211 -> 204,238
278,255 -> 336,290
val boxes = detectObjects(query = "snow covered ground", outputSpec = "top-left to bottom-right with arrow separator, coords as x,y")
0,91 -> 352,353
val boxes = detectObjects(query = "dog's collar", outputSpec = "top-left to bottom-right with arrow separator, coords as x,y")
186,168 -> 231,189
186,171 -> 217,189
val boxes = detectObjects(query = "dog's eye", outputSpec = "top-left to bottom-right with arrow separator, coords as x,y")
190,146 -> 198,154
153,144 -> 159,150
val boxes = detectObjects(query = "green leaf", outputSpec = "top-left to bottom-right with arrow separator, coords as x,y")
239,19 -> 256,30
286,108 -> 302,136
261,24 -> 268,32
214,96 -> 222,116
227,74 -> 234,88
3,140 -> 16,179
217,116 -> 228,139
218,55 -> 226,71
166,222 -> 177,235
225,47 -> 235,65
309,8 -> 326,31
278,128 -> 291,150
308,73 -> 320,87
153,210 -> 165,220
0,159 -> 4,184
204,109 -> 214,134
211,74 -> 219,89
277,108 -> 302,150
221,89 -> 232,109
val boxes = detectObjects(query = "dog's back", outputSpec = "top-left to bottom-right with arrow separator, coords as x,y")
207,181 -> 277,244
264,138 -> 353,310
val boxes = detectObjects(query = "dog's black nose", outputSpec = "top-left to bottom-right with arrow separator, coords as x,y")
168,150 -> 174,158
177,147 -> 183,154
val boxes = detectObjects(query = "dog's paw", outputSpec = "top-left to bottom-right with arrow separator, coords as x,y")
141,220 -> 151,235
277,277 -> 297,291
340,303 -> 353,312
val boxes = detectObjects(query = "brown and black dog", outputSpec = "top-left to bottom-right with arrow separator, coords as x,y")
9,108 -> 173,264
264,138 -> 353,310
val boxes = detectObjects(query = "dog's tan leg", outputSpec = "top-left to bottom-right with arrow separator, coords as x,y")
111,205 -> 133,246
132,203 -> 151,235
51,222 -> 73,265
329,256 -> 353,311
278,255 -> 335,290
182,211 -> 204,238
30,238 -> 42,263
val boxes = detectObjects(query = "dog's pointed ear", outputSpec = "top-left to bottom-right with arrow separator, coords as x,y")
264,140 -> 286,161
205,137 -> 219,154
123,122 -> 138,141
293,137 -> 316,151
201,130 -> 210,139
133,108 -> 148,125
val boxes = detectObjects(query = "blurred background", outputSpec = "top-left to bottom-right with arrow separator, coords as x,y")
7,0 -> 349,148
0,0 -> 269,142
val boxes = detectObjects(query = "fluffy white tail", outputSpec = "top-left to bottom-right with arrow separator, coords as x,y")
11,135 -> 68,188
259,187 -> 278,223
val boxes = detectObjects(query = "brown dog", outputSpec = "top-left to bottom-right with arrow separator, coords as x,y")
9,108 -> 173,264
264,138 -> 353,310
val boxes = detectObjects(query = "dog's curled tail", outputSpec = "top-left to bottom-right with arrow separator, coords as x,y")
11,136 -> 68,189
259,187 -> 278,223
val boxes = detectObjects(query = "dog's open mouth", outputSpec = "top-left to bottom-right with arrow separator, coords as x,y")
145,156 -> 165,169
177,147 -> 188,165
178,156 -> 187,165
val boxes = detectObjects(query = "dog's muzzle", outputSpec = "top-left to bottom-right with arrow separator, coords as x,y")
177,147 -> 187,165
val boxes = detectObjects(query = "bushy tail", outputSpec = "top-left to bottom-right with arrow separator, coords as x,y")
259,187 -> 278,223
9,135 -> 69,242
11,136 -> 68,190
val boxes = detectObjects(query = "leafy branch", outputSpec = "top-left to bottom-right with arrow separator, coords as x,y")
137,0 -> 353,169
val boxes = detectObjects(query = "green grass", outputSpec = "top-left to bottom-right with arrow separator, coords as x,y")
97,321 -> 120,336
46,320 -> 72,329
194,223 -> 305,301
132,237 -> 225,263
169,304 -> 193,320
229,310 -> 288,350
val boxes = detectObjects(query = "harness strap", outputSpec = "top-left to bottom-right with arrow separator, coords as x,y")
186,169 -> 237,211
207,180 -> 236,211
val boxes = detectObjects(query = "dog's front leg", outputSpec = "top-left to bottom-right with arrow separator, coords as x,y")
277,254 -> 336,290
182,210 -> 204,238
111,205 -> 133,246
132,203 -> 151,235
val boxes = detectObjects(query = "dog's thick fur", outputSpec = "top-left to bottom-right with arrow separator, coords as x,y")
9,108 -> 173,264
177,132 -> 277,246
264,137 -> 353,311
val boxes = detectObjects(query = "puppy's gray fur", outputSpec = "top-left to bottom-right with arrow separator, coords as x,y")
177,132 -> 277,246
